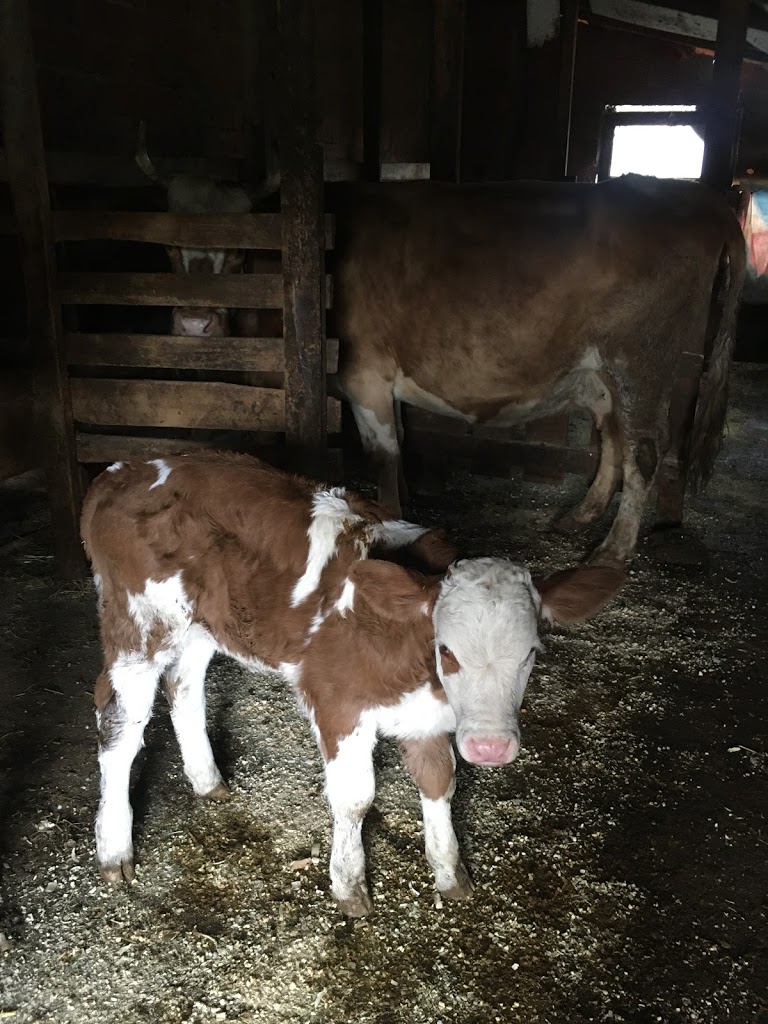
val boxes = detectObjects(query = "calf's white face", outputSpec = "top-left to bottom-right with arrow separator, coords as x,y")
432,558 -> 626,767
433,558 -> 540,766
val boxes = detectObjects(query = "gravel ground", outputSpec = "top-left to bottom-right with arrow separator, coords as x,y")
0,364 -> 766,1024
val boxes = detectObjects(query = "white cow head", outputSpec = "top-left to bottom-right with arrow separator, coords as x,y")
135,122 -> 278,338
432,559 -> 625,765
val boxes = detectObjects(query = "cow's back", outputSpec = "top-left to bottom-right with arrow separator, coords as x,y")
81,453 -> 315,603
331,177 -> 738,407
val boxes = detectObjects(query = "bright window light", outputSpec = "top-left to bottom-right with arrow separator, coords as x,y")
609,124 -> 704,179
614,104 -> 697,112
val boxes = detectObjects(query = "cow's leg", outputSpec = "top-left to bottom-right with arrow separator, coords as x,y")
590,429 -> 662,566
95,658 -> 161,885
323,720 -> 378,916
394,397 -> 410,508
343,371 -> 403,515
399,736 -> 473,901
163,626 -> 228,801
556,411 -> 623,534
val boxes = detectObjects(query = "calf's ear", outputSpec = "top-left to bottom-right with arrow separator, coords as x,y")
350,559 -> 439,622
406,528 -> 458,574
534,566 -> 626,625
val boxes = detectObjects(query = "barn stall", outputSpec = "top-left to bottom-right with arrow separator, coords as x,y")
0,1 -> 766,1021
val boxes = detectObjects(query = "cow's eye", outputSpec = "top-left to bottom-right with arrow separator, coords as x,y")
438,644 -> 460,674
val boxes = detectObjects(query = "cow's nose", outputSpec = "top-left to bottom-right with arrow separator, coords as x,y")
179,316 -> 212,337
463,736 -> 518,766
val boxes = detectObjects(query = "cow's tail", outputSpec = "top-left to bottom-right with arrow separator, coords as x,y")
687,208 -> 746,492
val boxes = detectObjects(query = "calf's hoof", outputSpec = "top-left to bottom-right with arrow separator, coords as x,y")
336,884 -> 374,918
439,861 -> 474,902
202,781 -> 231,802
100,860 -> 135,886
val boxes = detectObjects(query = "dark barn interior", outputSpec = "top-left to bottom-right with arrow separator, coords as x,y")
0,1 -> 767,1021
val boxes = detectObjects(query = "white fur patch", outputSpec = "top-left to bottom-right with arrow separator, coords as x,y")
371,683 -> 456,740
279,661 -> 302,686
106,461 -> 124,474
166,625 -> 222,795
96,656 -> 161,869
291,489 -> 361,607
125,572 -> 193,663
351,405 -> 400,456
148,458 -> 172,490
335,578 -> 356,617
369,520 -> 430,550
324,721 -> 378,904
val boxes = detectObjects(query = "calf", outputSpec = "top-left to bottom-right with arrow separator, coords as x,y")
81,452 -> 624,916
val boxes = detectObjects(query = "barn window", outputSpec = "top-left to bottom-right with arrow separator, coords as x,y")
597,104 -> 705,181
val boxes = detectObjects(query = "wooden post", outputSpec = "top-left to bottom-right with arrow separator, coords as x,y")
430,0 -> 466,182
701,0 -> 749,192
555,0 -> 579,178
278,0 -> 327,465
362,0 -> 383,182
0,0 -> 85,577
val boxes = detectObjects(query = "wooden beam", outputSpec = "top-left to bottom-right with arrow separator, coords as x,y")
52,211 -> 335,250
430,0 -> 466,182
65,334 -> 339,373
701,0 -> 750,191
0,0 -> 85,576
362,0 -> 383,182
70,378 -> 342,434
76,431 -> 276,464
279,0 -> 328,462
0,149 -> 246,189
58,272 -> 333,309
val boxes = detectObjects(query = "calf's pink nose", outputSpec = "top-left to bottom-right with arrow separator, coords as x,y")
464,737 -> 517,765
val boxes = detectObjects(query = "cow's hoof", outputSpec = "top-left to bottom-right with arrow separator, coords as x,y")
202,781 -> 231,802
336,885 -> 373,918
100,860 -> 135,886
586,547 -> 626,568
439,861 -> 474,902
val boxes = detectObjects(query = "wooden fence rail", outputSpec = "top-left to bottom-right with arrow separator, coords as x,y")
58,272 -> 333,308
52,211 -> 335,250
65,334 -> 339,373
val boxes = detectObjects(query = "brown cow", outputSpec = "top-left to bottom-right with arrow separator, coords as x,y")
81,452 -> 624,916
330,177 -> 745,566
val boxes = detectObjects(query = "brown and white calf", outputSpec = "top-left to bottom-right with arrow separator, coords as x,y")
81,452 -> 624,916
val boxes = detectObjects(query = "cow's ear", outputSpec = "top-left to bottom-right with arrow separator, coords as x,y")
350,560 -> 439,622
534,566 -> 625,625
405,528 -> 458,574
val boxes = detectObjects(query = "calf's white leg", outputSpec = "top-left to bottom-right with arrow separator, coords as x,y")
323,720 -> 378,917
400,736 -> 473,900
95,657 -> 161,884
163,625 -> 228,800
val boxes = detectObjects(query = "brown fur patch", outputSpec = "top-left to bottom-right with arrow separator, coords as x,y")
399,735 -> 455,800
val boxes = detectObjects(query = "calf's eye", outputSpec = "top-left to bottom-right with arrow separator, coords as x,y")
438,644 -> 460,674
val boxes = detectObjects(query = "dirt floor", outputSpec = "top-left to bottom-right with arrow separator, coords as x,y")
0,364 -> 766,1024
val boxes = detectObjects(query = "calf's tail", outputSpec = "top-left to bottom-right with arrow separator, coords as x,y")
687,208 -> 746,492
